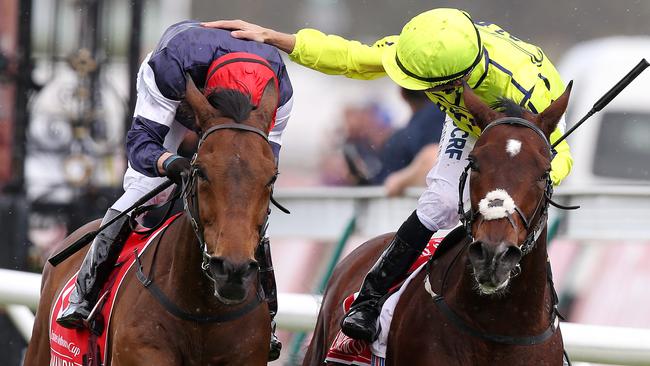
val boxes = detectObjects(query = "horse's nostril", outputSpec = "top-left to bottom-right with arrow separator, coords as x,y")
468,241 -> 486,264
246,261 -> 260,276
209,257 -> 229,278
209,257 -> 258,282
500,245 -> 523,267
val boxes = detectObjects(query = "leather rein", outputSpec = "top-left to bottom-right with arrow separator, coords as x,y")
425,117 -> 577,345
135,122 -> 288,323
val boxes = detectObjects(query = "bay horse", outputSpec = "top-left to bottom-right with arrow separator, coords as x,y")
304,83 -> 573,366
25,75 -> 280,365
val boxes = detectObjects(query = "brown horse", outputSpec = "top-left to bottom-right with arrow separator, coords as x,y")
304,83 -> 572,366
25,76 -> 280,365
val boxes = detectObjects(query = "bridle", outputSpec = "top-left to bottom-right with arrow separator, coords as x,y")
182,122 -> 285,282
421,116 -> 577,347
457,117 -> 578,261
134,121 -> 289,324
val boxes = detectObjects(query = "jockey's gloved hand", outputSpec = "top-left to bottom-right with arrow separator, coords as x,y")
163,155 -> 192,185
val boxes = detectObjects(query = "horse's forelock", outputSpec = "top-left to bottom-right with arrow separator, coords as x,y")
490,98 -> 527,118
205,88 -> 254,123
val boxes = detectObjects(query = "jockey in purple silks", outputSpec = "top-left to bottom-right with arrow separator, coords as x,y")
56,20 -> 293,361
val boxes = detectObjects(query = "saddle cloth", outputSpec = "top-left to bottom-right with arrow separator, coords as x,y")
48,214 -> 180,366
325,237 -> 442,365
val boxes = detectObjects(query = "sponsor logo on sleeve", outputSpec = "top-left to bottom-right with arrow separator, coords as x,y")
445,127 -> 469,160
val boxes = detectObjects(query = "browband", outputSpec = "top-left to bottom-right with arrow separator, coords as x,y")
481,117 -> 552,154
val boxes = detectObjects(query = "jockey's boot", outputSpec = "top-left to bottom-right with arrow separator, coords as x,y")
56,209 -> 132,329
256,237 -> 282,361
341,211 -> 434,342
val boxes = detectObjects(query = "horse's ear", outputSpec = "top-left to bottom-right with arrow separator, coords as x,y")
184,74 -> 218,128
252,79 -> 279,129
463,84 -> 500,130
537,81 -> 572,137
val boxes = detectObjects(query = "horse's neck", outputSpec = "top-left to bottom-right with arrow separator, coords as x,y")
447,234 -> 552,334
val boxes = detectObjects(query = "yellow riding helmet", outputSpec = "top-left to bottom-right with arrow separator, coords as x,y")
383,8 -> 483,90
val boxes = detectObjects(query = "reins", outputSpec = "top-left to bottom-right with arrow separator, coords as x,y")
424,117 -> 571,345
129,187 -> 183,236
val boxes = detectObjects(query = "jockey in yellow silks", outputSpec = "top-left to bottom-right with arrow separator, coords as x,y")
204,7 -> 573,343
290,9 -> 571,185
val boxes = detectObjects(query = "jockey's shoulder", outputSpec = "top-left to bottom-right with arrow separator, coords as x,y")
157,20 -> 284,59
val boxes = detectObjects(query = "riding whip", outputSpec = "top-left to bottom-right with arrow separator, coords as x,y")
552,58 -> 649,148
48,179 -> 174,266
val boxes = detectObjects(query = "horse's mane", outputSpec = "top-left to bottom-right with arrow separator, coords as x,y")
206,88 -> 254,123
490,98 -> 528,118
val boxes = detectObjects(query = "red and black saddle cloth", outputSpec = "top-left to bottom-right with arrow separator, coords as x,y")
325,237 -> 443,366
48,214 -> 180,366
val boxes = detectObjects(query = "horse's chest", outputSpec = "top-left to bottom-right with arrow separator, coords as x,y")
386,269 -> 562,365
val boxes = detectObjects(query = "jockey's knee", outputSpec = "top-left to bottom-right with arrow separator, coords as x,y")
416,193 -> 459,231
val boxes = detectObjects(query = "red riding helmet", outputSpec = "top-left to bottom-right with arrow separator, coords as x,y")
204,52 -> 279,131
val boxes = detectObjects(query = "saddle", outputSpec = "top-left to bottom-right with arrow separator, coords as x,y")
325,230 -> 468,366
48,215 -> 180,366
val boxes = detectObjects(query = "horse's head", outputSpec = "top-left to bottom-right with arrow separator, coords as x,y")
183,75 -> 279,304
461,82 -> 572,295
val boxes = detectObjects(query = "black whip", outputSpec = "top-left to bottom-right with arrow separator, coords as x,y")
552,58 -> 649,148
48,179 -> 174,266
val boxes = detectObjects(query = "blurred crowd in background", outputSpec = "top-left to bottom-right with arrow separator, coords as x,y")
0,0 -> 647,266
320,88 -> 443,193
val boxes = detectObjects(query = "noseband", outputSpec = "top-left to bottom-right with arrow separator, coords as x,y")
183,123 -> 274,282
457,117 -> 577,258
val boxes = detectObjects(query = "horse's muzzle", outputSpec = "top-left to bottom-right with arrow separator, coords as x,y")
208,256 -> 259,304
468,240 -> 522,294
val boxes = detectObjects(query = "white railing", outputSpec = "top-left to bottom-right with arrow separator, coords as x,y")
3,185 -> 650,364
2,268 -> 650,365
269,185 -> 650,240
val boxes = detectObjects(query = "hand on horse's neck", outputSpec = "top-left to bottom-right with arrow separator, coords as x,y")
447,236 -> 552,334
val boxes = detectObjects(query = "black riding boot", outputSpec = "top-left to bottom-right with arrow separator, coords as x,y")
341,211 -> 434,342
56,208 -> 132,329
256,237 -> 282,362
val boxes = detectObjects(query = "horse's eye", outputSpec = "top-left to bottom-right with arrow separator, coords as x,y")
196,167 -> 208,181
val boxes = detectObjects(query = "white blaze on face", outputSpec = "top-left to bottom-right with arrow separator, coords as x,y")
506,139 -> 522,157
478,189 -> 516,220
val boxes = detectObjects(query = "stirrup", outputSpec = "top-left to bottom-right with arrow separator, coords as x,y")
78,292 -> 110,335
57,292 -> 109,333
85,292 -> 109,324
